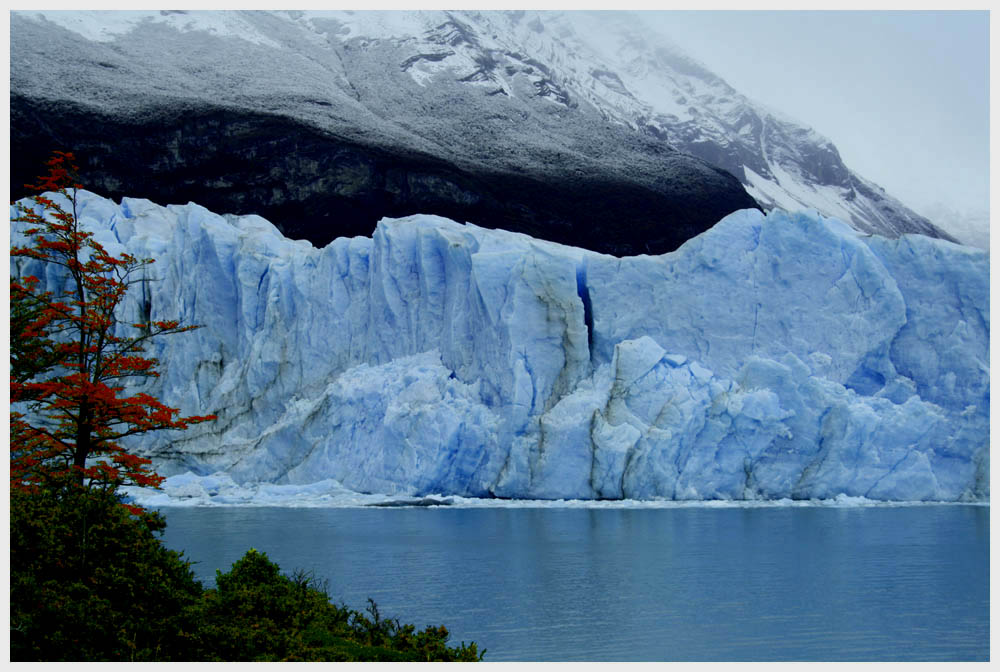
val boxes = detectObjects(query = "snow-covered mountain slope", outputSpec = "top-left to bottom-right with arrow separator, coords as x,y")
547,11 -> 956,242
11,193 -> 989,502
10,10 -> 954,254
9,9 -> 756,257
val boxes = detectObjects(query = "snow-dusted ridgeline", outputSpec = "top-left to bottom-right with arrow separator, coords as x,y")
10,192 -> 989,502
12,9 -> 962,250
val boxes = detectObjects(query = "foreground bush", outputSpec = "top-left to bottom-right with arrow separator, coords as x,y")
10,488 -> 482,661
190,548 -> 482,661
10,487 -> 202,660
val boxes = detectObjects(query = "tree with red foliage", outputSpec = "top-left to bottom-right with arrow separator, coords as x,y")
10,151 -> 215,508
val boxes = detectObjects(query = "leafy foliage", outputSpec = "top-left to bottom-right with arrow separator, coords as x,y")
10,151 -> 215,503
9,487 -> 203,661
10,487 -> 483,662
188,548 -> 483,662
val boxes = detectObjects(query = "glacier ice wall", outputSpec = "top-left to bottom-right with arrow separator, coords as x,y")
10,192 -> 989,501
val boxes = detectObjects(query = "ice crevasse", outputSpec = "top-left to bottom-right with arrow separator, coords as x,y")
10,192 -> 990,501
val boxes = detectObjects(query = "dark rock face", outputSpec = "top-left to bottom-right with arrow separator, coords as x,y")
9,10 -> 767,255
11,9 -> 960,251
11,95 -> 759,255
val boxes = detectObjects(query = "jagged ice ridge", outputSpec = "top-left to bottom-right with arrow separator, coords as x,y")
10,192 -> 989,502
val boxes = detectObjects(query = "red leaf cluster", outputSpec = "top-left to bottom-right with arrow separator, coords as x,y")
10,152 -> 216,511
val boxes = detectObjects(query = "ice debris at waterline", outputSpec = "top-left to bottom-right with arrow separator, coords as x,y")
120,472 -> 986,509
11,192 -> 989,502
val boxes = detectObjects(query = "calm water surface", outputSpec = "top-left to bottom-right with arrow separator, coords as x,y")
161,505 -> 988,661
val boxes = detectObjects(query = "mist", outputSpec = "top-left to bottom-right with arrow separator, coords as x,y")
640,10 -> 989,245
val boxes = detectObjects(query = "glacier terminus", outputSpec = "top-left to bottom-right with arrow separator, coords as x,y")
11,192 -> 989,503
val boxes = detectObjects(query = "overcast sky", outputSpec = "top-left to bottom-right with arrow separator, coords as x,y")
642,10 -> 989,221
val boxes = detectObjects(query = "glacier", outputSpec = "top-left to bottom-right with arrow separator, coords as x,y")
10,191 -> 989,502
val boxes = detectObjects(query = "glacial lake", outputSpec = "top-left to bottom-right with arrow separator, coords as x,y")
160,504 -> 988,661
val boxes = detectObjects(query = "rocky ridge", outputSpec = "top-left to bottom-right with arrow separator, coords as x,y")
11,10 -> 959,253
10,10 -> 759,256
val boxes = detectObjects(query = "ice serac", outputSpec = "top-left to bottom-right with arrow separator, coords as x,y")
10,192 -> 989,501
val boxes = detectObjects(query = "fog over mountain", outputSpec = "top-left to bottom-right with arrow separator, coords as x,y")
642,10 -> 989,250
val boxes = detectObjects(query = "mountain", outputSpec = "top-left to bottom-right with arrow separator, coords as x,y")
10,10 -> 955,254
9,10 -> 987,503
10,10 -> 753,257
555,12 -> 957,241
10,192 -> 989,502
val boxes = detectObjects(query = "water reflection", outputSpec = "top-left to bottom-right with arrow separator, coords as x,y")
161,505 -> 988,661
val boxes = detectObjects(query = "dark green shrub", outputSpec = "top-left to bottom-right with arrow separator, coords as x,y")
10,487 -> 202,661
345,598 -> 484,661
189,548 -> 483,662
186,548 -> 344,660
11,490 -> 483,661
